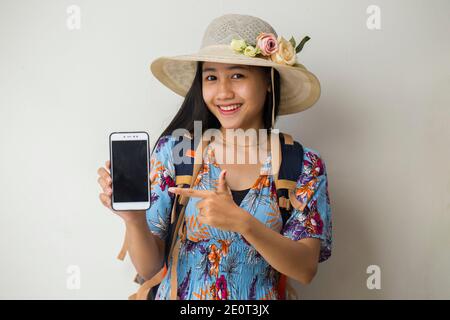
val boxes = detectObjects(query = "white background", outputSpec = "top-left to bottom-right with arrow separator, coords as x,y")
0,0 -> 449,299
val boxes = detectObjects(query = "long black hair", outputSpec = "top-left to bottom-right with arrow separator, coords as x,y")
152,61 -> 281,153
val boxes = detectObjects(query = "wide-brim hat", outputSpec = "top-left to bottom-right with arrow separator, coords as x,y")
150,13 -> 321,120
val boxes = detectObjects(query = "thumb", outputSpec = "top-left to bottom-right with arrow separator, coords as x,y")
217,169 -> 229,194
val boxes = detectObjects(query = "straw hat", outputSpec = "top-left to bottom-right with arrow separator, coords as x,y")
150,13 -> 321,127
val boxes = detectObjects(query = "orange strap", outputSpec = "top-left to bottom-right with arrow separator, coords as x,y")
169,238 -> 181,300
167,203 -> 187,300
129,265 -> 168,300
283,133 -> 293,145
288,188 -> 305,211
117,227 -> 129,261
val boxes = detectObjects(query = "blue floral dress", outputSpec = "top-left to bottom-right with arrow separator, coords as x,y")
146,134 -> 332,300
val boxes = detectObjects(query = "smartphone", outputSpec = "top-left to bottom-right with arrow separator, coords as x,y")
109,131 -> 150,211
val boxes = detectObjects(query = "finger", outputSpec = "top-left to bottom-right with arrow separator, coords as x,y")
168,187 -> 211,198
97,176 -> 107,190
217,170 -> 228,194
97,176 -> 112,192
106,160 -> 110,169
99,193 -> 112,209
97,167 -> 111,180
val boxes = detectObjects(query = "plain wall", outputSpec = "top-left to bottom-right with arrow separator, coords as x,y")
0,0 -> 449,299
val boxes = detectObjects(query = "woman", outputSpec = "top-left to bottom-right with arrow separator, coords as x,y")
97,13 -> 332,300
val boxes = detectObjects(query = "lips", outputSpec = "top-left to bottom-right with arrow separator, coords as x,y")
217,103 -> 242,116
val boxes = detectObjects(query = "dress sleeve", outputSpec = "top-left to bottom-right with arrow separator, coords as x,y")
146,135 -> 176,242
281,148 -> 332,262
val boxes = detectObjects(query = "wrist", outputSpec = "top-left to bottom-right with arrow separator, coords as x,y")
237,207 -> 254,236
124,212 -> 147,226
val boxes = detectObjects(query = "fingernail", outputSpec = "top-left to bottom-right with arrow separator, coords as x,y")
168,187 -> 175,192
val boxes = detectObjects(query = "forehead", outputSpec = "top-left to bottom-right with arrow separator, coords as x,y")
201,62 -> 251,73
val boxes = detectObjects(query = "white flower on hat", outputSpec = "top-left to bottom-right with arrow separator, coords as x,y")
243,45 -> 258,57
230,39 -> 247,52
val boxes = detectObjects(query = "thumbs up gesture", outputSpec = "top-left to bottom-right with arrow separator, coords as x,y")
168,170 -> 250,233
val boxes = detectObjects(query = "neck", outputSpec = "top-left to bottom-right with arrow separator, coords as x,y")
219,127 -> 267,147
212,125 -> 271,166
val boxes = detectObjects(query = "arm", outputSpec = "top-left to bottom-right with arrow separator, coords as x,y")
239,212 -> 320,285
124,214 -> 165,281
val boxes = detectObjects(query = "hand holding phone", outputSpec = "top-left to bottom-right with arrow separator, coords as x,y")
97,160 -> 146,222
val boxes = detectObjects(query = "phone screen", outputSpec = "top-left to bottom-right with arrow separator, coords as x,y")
111,140 -> 148,203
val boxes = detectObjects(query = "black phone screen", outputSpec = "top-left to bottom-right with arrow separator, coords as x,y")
111,140 -> 149,202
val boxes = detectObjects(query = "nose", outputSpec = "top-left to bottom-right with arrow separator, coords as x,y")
216,78 -> 234,100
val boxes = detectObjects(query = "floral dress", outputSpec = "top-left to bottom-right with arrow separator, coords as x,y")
146,134 -> 332,300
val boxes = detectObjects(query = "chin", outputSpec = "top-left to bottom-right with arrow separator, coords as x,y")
219,119 -> 243,130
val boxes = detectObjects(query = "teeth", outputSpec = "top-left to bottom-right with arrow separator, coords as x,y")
218,104 -> 242,111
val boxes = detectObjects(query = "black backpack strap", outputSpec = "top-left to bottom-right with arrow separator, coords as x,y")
276,133 -> 304,228
164,134 -> 197,265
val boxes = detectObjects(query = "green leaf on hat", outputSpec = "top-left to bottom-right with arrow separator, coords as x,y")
289,36 -> 296,49
295,36 -> 310,54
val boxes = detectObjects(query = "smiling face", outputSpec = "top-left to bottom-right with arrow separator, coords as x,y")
201,62 -> 271,131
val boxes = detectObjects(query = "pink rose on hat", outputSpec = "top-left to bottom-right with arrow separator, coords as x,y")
256,32 -> 278,56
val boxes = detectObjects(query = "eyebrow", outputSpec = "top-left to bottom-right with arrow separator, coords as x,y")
202,65 -> 249,73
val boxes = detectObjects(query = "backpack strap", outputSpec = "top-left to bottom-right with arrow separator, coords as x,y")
274,133 -> 304,228
165,133 -> 197,266
274,132 -> 304,300
128,266 -> 167,300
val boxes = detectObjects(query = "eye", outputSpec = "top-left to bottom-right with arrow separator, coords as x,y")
205,75 -> 216,81
232,73 -> 244,79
